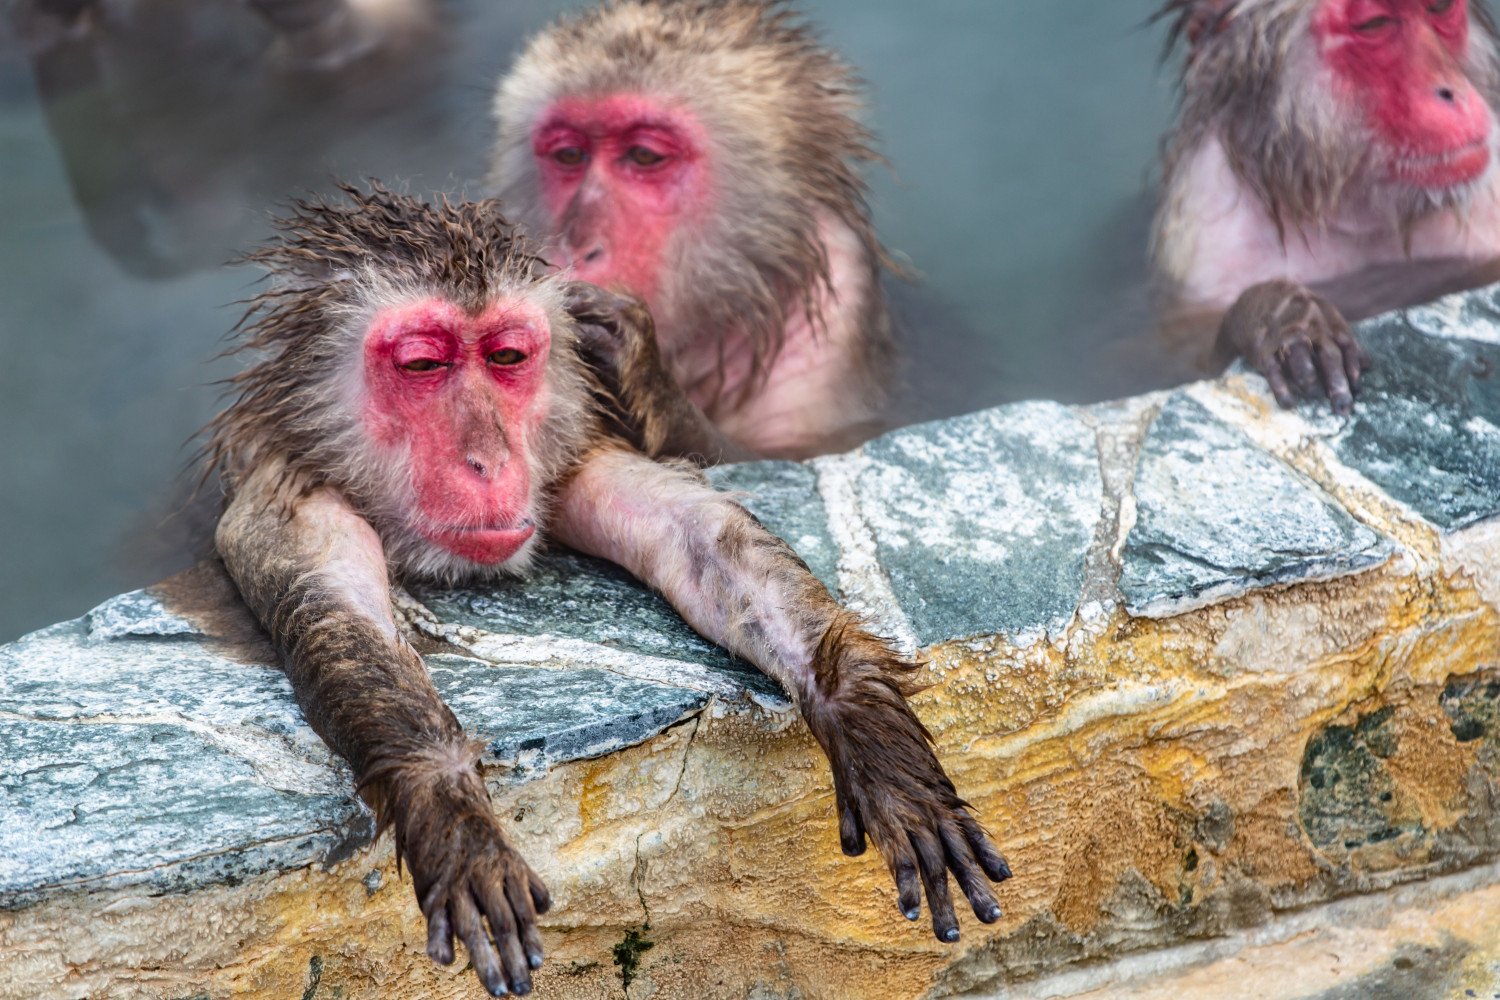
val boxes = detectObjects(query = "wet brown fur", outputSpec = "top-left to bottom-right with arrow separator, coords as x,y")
492,0 -> 895,416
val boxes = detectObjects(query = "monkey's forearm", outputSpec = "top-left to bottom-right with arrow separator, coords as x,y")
553,447 -> 1009,939
215,472 -> 472,787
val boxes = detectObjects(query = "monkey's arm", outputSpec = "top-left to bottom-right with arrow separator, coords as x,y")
215,463 -> 548,997
565,283 -> 757,464
552,447 -> 1010,941
1217,279 -> 1371,415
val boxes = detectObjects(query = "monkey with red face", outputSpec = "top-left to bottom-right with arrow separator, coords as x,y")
491,0 -> 895,462
208,185 -> 1008,997
1154,0 -> 1500,413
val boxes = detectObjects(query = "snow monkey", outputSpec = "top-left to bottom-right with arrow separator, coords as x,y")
1153,0 -> 1500,413
208,186 -> 1008,997
490,0 -> 895,462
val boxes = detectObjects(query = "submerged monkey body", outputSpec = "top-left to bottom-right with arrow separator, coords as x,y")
1155,0 -> 1500,410
209,185 -> 1005,997
1159,131 -> 1500,318
492,0 -> 894,461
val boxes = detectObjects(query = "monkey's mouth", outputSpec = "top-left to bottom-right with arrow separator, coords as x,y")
1392,139 -> 1492,189
423,518 -> 537,564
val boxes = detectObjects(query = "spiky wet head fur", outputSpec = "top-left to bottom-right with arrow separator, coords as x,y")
206,183 -> 595,583
1157,0 -> 1500,237
490,0 -> 886,392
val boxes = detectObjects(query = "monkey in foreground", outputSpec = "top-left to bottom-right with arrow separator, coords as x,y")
490,0 -> 895,462
207,186 -> 1008,997
1153,0 -> 1500,413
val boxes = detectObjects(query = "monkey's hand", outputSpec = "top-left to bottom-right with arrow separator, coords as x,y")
803,670 -> 1011,942
563,280 -> 753,463
385,763 -> 551,997
1220,279 -> 1371,415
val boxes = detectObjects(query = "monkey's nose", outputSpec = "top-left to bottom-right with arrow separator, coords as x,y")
581,245 -> 605,265
1438,85 -> 1457,103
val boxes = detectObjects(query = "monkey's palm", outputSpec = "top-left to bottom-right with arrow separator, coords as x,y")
402,779 -> 551,997
806,683 -> 1010,941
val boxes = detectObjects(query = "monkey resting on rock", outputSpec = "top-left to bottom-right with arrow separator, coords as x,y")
207,185 -> 1009,997
491,0 -> 896,462
1154,0 -> 1500,413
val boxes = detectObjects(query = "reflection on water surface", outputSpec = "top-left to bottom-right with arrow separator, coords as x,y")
0,0 -> 1173,642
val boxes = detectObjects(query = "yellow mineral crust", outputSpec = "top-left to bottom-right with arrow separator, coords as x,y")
3,540 -> 1498,1000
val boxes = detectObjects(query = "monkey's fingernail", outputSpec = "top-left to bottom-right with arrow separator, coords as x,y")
982,904 -> 1002,923
528,951 -> 544,970
903,907 -> 919,921
997,860 -> 1013,880
513,982 -> 532,996
941,927 -> 960,943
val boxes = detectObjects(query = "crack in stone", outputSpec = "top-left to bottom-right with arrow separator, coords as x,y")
0,709 -> 342,796
809,448 -> 917,653
397,590 -> 761,702
1076,395 -> 1164,616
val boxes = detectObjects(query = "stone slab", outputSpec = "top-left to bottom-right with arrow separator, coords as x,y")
0,618 -> 364,908
410,552 -> 781,700
707,459 -> 839,590
1121,393 -> 1394,618
1320,318 -> 1500,532
855,401 -> 1103,644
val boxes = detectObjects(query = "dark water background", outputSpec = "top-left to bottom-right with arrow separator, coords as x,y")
0,0 -> 1175,642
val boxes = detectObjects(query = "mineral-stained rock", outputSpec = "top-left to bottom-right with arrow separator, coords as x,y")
854,401 -> 1102,644
5,289 -> 1500,999
1317,320 -> 1500,532
1120,393 -> 1393,618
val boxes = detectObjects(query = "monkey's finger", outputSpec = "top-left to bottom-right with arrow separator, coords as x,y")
452,891 -> 509,996
1284,338 -> 1322,400
505,871 -> 547,972
911,829 -> 960,942
959,813 -> 1012,883
1318,302 -> 1368,389
884,835 -> 923,921
426,903 -> 456,966
527,869 -> 552,915
939,821 -> 1001,924
1260,357 -> 1298,409
476,877 -> 532,995
836,786 -> 867,856
1315,338 -> 1354,415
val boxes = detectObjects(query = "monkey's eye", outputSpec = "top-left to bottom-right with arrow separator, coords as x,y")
626,145 -> 666,167
553,147 -> 587,167
1429,0 -> 1456,13
487,348 -> 528,367
398,358 -> 448,373
1353,14 -> 1395,32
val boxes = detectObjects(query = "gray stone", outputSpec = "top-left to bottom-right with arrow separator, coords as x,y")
855,401 -> 1103,644
708,460 -> 839,590
426,654 -> 703,767
1319,317 -> 1500,532
411,552 -> 781,700
0,619 -> 365,908
1121,394 -> 1393,618
0,597 -> 724,906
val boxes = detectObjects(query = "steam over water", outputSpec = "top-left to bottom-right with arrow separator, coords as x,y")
0,0 -> 1174,642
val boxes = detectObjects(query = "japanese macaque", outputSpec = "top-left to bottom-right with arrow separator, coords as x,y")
490,0 -> 895,462
208,186 -> 1007,997
1153,0 -> 1500,412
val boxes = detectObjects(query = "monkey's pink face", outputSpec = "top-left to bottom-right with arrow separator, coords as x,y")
362,297 -> 551,566
531,95 -> 710,306
1316,0 -> 1493,189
